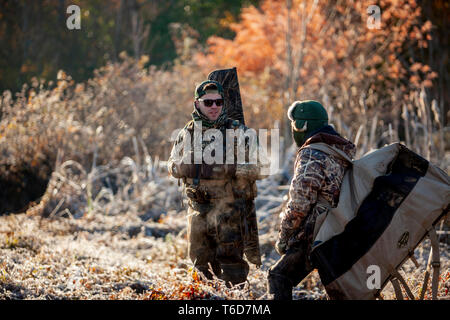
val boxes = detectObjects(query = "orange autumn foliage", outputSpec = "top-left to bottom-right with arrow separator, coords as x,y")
196,0 -> 434,134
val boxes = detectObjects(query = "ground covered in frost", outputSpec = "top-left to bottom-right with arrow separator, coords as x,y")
0,157 -> 448,300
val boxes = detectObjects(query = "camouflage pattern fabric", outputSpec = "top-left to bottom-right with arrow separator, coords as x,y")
270,130 -> 355,290
207,67 -> 245,125
168,116 -> 268,285
186,194 -> 249,284
278,132 -> 356,246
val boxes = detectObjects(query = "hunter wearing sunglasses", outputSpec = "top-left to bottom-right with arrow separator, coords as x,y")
168,80 -> 268,287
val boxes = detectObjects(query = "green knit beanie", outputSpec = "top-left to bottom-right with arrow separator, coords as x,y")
287,100 -> 328,147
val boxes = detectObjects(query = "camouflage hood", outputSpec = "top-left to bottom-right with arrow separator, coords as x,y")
302,125 -> 356,160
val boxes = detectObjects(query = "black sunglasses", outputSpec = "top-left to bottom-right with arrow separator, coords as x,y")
198,98 -> 224,107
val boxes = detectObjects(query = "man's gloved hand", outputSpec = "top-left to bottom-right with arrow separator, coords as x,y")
275,238 -> 288,256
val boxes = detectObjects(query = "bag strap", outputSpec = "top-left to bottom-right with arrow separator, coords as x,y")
391,277 -> 404,300
390,228 -> 444,301
391,269 -> 415,300
420,242 -> 433,300
193,163 -> 200,186
419,228 -> 441,300
303,142 -> 353,164
429,228 -> 440,300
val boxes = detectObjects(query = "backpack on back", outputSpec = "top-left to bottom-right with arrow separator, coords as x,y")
306,142 -> 449,300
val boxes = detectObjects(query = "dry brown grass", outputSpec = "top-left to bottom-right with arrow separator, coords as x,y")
0,154 -> 447,300
0,56 -> 448,300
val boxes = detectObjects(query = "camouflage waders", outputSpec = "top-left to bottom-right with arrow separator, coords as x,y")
268,201 -> 327,299
185,177 -> 259,286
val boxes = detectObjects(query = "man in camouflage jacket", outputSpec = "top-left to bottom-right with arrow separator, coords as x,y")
168,80 -> 268,286
267,100 -> 356,299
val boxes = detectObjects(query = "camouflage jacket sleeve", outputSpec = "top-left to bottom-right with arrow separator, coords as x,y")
278,148 -> 326,244
167,128 -> 191,179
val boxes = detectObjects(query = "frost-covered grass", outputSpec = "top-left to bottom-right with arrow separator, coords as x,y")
0,158 -> 448,300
